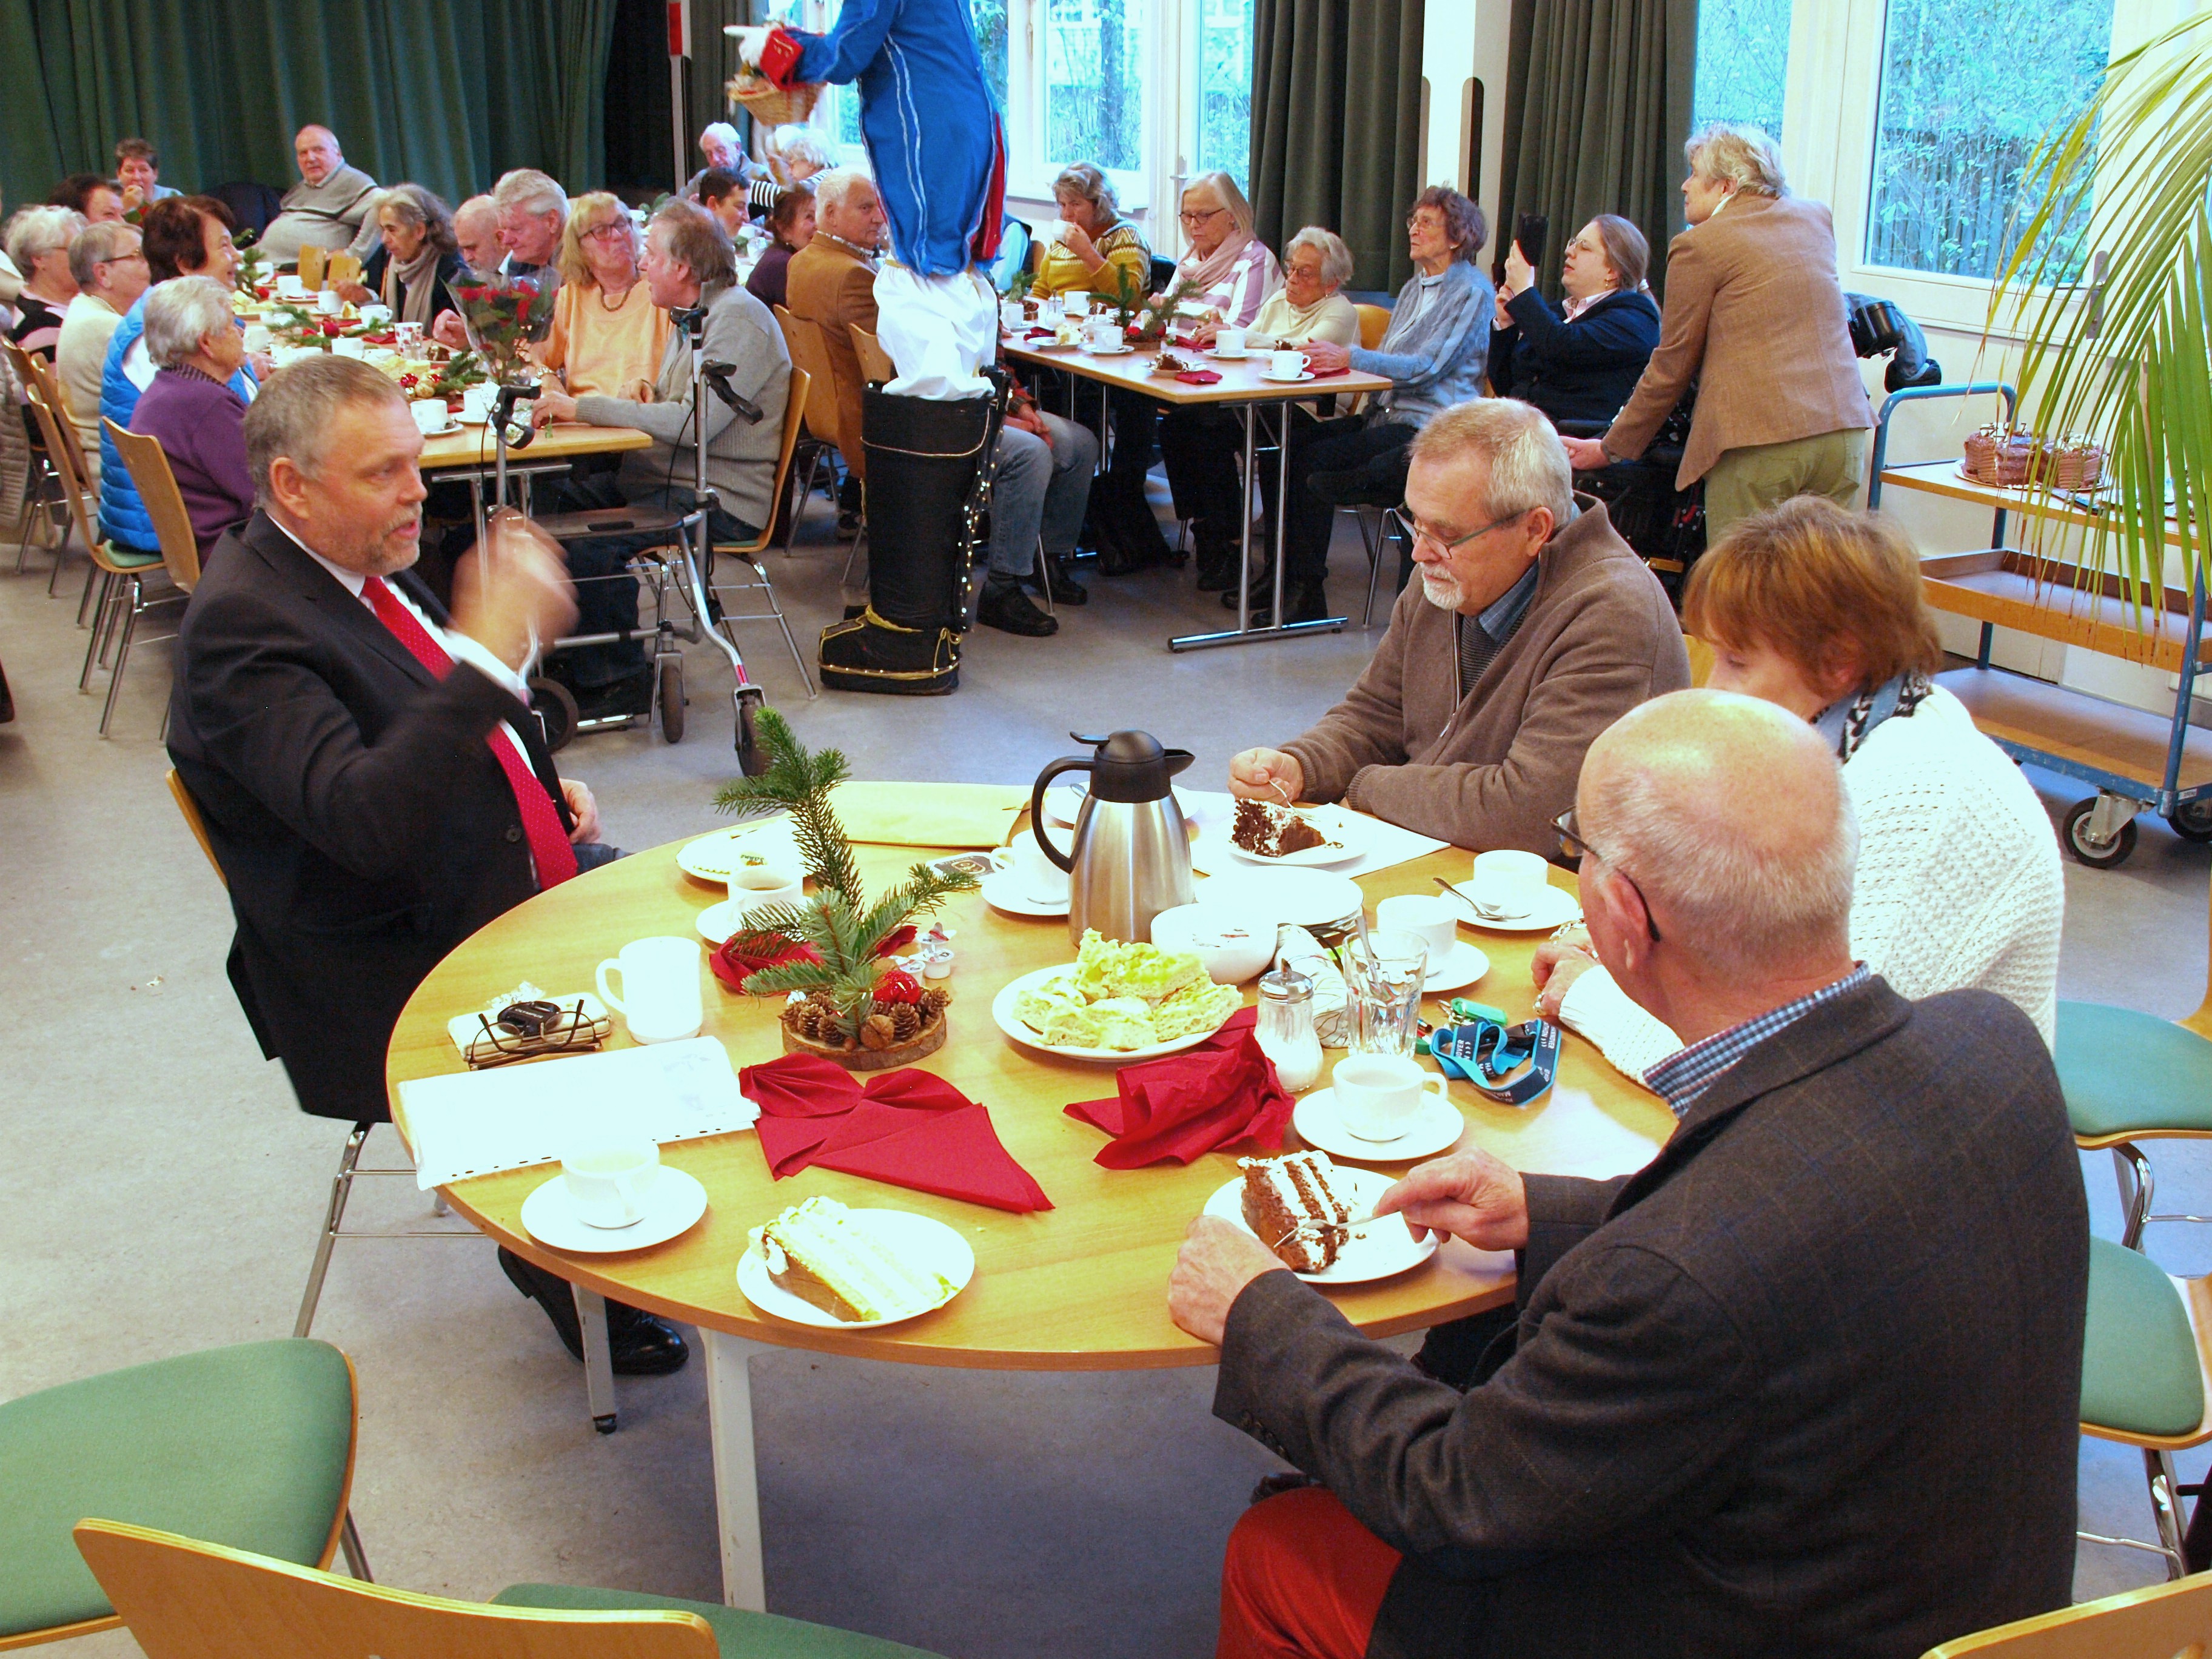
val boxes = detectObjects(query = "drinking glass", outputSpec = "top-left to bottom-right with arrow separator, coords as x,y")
1339,928 -> 1429,1057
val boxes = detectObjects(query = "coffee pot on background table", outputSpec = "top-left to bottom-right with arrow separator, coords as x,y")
1030,731 -> 1195,945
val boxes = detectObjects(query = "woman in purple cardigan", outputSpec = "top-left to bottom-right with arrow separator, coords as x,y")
128,275 -> 255,561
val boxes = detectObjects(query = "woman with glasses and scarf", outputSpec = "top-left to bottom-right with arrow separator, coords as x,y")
1536,497 -> 2063,1079
335,184 -> 464,333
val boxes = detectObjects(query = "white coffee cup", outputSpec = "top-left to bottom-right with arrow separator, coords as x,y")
1376,893 -> 1458,966
1268,348 -> 1304,380
1000,300 -> 1025,332
241,323 -> 273,355
993,830 -> 1070,903
1214,326 -> 1247,358
412,400 -> 452,435
1469,849 -> 1549,919
561,1139 -> 662,1228
316,287 -> 341,315
276,273 -> 307,298
1332,1053 -> 1449,1142
1063,290 -> 1091,317
460,385 -> 496,423
595,936 -> 705,1044
727,858 -> 804,914
358,303 -> 393,327
1085,317 -> 1121,351
332,335 -> 366,358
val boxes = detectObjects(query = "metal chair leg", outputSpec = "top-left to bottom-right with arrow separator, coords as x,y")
840,526 -> 868,589
1034,535 -> 1054,617
337,1510 -> 374,1581
2147,1448 -> 2191,1579
98,589 -> 142,736
295,1123 -> 372,1338
1355,509 -> 1382,626
573,1285 -> 619,1434
2118,1142 -> 2154,1250
79,574 -> 118,688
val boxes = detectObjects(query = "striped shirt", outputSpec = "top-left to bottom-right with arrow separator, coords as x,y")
1643,965 -> 1873,1118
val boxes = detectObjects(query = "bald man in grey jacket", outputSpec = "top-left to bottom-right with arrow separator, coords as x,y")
1230,400 -> 1688,854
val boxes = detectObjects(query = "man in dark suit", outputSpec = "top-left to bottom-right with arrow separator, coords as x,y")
168,354 -> 686,1375
1172,689 -> 2087,1659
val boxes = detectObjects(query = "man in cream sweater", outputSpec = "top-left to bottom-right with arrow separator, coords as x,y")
56,221 -> 150,483
1228,400 -> 1689,853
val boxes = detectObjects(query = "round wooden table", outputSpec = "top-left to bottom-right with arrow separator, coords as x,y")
387,826 -> 1677,1606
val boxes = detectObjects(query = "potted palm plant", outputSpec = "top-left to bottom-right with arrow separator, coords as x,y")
711,711 -> 974,1070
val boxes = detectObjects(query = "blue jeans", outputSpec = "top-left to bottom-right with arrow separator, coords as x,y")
987,412 -> 1097,581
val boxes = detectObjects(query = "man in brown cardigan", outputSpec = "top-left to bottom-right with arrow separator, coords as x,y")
1561,123 -> 1873,537
1230,400 -> 1689,854
785,169 -> 887,494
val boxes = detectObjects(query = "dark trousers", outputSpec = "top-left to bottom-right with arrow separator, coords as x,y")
1157,404 -> 1244,531
1275,415 -> 1418,587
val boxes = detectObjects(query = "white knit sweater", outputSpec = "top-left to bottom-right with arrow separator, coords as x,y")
1557,685 -> 2065,1082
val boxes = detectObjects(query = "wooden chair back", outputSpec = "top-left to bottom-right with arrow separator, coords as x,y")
6,337 -> 71,423
717,364 -> 811,562
1356,304 -> 1392,350
324,251 -> 362,289
1922,1568 -> 2212,1656
20,378 -> 107,567
167,768 -> 226,888
850,323 -> 896,384
72,1521 -> 720,1659
297,245 -> 327,290
771,306 -> 842,454
104,419 -> 203,591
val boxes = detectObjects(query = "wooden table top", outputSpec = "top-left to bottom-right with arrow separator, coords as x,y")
1001,336 -> 1393,409
387,829 -> 1677,1370
417,422 -> 652,474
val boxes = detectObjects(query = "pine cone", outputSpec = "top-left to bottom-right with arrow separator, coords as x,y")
783,994 -> 851,1046
859,1012 -> 897,1050
885,1003 -> 922,1042
918,986 -> 951,1017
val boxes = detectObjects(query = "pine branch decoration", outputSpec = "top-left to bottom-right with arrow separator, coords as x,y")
711,712 -> 977,1044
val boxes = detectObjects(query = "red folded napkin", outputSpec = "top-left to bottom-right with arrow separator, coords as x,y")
1064,1008 -> 1295,1168
1176,369 -> 1223,386
739,1051 -> 1051,1212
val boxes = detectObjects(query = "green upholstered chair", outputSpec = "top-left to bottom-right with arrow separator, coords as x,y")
73,1520 -> 949,1659
1922,1568 -> 2212,1657
2056,997 -> 2212,1248
0,1340 -> 365,1650
2078,1235 -> 2212,1580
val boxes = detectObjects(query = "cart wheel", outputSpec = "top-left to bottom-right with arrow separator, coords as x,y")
657,659 -> 685,743
2063,797 -> 2139,868
736,690 -> 766,775
2170,798 -> 2212,843
528,675 -> 578,753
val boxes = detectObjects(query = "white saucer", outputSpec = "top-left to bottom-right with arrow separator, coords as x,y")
1202,1167 -> 1435,1283
1261,369 -> 1316,383
415,419 -> 460,437
979,868 -> 1069,918
1293,1087 -> 1465,1162
696,898 -> 777,943
1447,882 -> 1582,932
1210,349 -> 1248,360
519,1167 -> 709,1253
1085,343 -> 1134,356
1422,940 -> 1490,992
737,1208 -> 974,1327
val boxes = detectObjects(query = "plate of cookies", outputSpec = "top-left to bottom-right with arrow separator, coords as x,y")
1204,1153 -> 1434,1284
740,1197 -> 973,1328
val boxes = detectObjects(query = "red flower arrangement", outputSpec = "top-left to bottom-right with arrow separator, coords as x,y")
454,278 -> 549,385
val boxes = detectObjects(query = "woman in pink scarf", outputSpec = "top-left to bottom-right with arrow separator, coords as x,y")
1156,172 -> 1281,340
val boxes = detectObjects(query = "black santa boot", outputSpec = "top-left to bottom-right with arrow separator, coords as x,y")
819,386 -> 995,695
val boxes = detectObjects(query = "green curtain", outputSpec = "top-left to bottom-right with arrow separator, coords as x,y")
0,0 -> 617,221
1248,0 -> 1426,295
685,0 -> 757,178
1494,0 -> 1698,300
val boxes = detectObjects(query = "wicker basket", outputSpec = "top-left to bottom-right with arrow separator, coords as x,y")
728,75 -> 822,126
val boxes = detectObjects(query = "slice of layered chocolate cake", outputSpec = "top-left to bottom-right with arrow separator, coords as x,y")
1239,1150 -> 1360,1272
1231,799 -> 1329,857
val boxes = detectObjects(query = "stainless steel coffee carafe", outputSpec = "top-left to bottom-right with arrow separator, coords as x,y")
1030,731 -> 1195,945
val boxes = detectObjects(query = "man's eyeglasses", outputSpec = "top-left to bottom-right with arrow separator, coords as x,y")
1384,505 -> 1526,556
1552,807 -> 1662,943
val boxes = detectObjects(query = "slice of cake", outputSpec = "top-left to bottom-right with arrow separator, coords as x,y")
1239,1151 -> 1359,1272
750,1197 -> 954,1322
1232,799 -> 1329,858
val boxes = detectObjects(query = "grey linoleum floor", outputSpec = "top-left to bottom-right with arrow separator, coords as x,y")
2,489 -> 2205,1657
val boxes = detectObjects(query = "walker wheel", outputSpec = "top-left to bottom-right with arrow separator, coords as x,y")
657,659 -> 685,743
528,675 -> 578,753
2170,797 -> 2212,843
2063,797 -> 2137,868
737,690 -> 766,774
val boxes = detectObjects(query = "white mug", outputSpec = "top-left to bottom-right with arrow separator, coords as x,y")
1000,300 -> 1025,332
595,936 -> 704,1044
1063,290 -> 1091,317
993,830 -> 1070,903
460,385 -> 496,422
1376,893 -> 1458,965
1268,348 -> 1304,380
241,323 -> 273,355
1214,326 -> 1247,358
332,336 -> 366,358
561,1139 -> 662,1228
1332,1053 -> 1449,1141
728,862 -> 804,914
1085,318 -> 1121,350
1469,849 -> 1549,920
276,273 -> 307,298
358,303 -> 393,327
411,400 -> 452,435
315,287 -> 341,315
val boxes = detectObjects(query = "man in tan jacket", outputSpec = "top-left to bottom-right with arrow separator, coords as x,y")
785,169 -> 887,492
1231,400 -> 1689,853
1561,124 -> 1872,537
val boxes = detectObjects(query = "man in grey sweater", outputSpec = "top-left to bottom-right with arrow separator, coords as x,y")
1230,400 -> 1687,853
533,200 -> 789,709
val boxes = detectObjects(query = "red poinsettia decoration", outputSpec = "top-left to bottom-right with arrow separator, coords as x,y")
872,924 -> 917,959
710,927 -> 819,991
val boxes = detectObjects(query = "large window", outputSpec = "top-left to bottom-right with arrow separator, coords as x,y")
1195,0 -> 1255,192
1694,0 -> 1791,139
1044,0 -> 1145,173
1863,0 -> 2113,279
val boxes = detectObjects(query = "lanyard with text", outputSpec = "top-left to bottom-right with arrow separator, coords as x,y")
1421,1009 -> 1561,1106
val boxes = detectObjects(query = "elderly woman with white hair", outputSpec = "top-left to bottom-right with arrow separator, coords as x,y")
1559,124 -> 1872,538
1160,224 -> 1359,588
126,275 -> 256,560
1153,171 -> 1280,337
5,206 -> 84,361
749,125 -> 831,216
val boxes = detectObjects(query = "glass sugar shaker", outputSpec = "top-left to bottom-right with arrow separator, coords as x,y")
1254,969 -> 1324,1093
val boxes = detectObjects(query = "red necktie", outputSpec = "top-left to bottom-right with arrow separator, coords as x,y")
363,576 -> 578,890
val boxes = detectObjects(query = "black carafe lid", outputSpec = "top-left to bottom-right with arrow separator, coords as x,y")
1070,731 -> 1195,802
